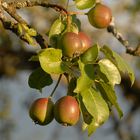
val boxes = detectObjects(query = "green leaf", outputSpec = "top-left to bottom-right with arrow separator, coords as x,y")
81,88 -> 109,126
78,94 -> 95,135
82,119 -> 98,136
21,24 -> 37,36
17,23 -> 23,36
98,59 -> 121,86
28,67 -> 53,92
101,46 -> 135,85
27,28 -> 37,37
21,23 -> 29,31
24,33 -> 37,46
78,95 -> 93,125
78,88 -> 109,136
87,119 -> 98,136
80,44 -> 99,64
74,60 -> 95,93
72,15 -> 81,30
49,18 -> 65,39
96,81 -> 123,118
74,0 -> 96,9
69,23 -> 79,33
38,48 -> 67,74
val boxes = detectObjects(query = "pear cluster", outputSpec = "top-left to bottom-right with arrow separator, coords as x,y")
58,32 -> 92,58
29,96 -> 80,126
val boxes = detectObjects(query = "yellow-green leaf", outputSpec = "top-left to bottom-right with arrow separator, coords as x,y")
98,59 -> 121,86
96,81 -> 123,118
81,88 -> 109,126
101,46 -> 135,86
74,60 -> 95,93
38,48 -> 67,74
75,0 -> 96,10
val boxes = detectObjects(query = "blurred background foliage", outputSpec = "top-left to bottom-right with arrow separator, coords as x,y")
0,0 -> 140,140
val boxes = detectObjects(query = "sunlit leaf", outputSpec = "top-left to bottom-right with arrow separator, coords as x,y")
27,28 -> 37,37
87,119 -> 98,136
78,94 -> 95,135
24,33 -> 37,46
74,60 -> 95,93
74,0 -> 96,9
98,59 -> 121,86
101,46 -> 135,85
69,23 -> 79,34
72,15 -> 81,30
96,81 -> 123,118
81,88 -> 109,126
78,95 -> 93,125
38,48 -> 67,74
17,23 -> 23,36
49,18 -> 65,39
79,87 -> 109,136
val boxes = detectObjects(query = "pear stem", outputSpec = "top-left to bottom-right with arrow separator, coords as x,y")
50,74 -> 62,97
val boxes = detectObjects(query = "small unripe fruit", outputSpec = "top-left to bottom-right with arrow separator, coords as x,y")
58,32 -> 82,57
54,96 -> 80,126
29,98 -> 54,125
88,3 -> 112,28
78,32 -> 92,53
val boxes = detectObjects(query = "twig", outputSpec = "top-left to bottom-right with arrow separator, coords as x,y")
8,1 -> 68,15
107,20 -> 140,56
6,1 -> 70,30
2,2 -> 27,24
9,0 -> 86,16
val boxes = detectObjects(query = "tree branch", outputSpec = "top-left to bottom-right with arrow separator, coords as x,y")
0,1 -> 48,49
107,21 -> 140,56
2,2 -> 27,24
2,0 -> 140,56
0,8 -> 28,43
0,0 -> 71,49
7,1 -> 68,15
